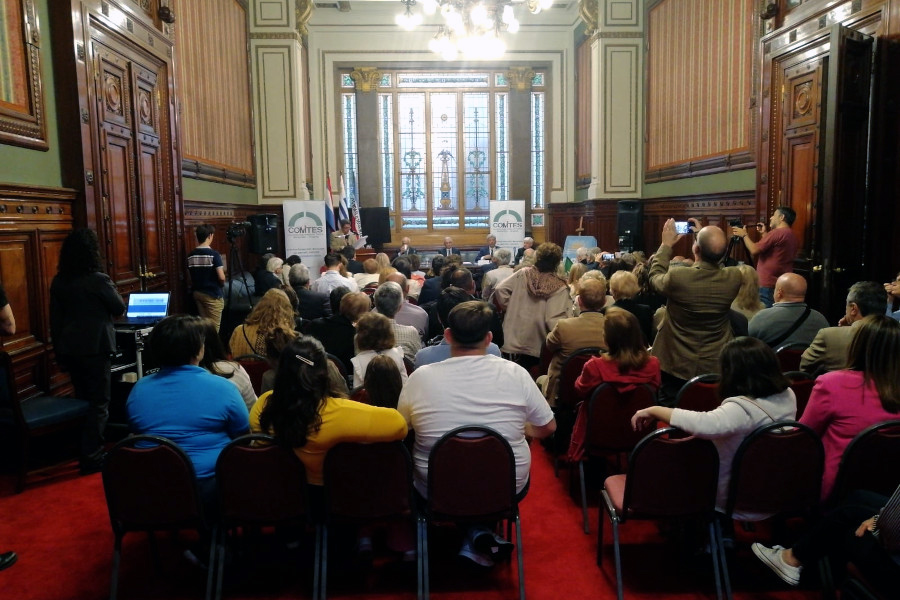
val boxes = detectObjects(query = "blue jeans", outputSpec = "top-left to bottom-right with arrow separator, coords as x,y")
759,286 -> 774,308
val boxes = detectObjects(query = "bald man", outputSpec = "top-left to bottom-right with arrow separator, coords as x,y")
649,219 -> 743,405
748,273 -> 829,348
383,271 -> 428,339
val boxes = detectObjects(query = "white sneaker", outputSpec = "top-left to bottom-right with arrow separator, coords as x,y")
751,543 -> 801,586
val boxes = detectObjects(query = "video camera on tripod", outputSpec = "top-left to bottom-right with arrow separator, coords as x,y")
226,221 -> 252,243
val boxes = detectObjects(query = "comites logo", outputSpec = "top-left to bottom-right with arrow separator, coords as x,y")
287,212 -> 325,235
492,209 -> 524,229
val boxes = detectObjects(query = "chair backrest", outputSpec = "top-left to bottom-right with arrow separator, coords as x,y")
776,343 -> 809,373
216,434 -> 308,526
349,386 -> 370,404
102,435 -> 204,533
831,420 -> 900,504
362,282 -> 379,296
556,347 -> 604,409
528,343 -> 554,380
623,428 -> 719,518
674,373 -> 721,412
584,383 -> 657,455
0,351 -> 22,424
327,353 -> 350,379
235,354 -> 269,396
403,356 -> 415,375
323,441 -> 414,520
427,426 -> 517,520
783,370 -> 815,418
726,421 -> 824,518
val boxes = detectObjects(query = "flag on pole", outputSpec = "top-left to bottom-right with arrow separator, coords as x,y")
324,174 -> 336,235
338,173 -> 351,225
350,171 -> 363,236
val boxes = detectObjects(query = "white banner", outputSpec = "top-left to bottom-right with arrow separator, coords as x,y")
283,201 -> 328,281
489,201 -> 527,252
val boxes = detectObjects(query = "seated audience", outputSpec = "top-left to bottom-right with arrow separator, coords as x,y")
260,327 -> 297,394
229,288 -> 296,357
632,337 -> 795,518
312,253 -> 359,295
398,301 -> 556,567
289,263 -> 331,320
513,237 -> 534,266
415,288 -> 502,367
748,273 -> 829,348
571,270 -> 613,316
303,289 -> 368,373
251,336 -> 407,486
374,252 -> 392,273
351,312 -> 408,387
800,281 -> 885,375
800,314 -> 900,500
752,484 -> 900,592
341,245 -> 364,275
494,242 -> 572,368
608,270 -> 653,345
198,318 -> 257,409
541,278 -> 609,404
382,271 -> 428,339
408,254 -> 426,284
633,262 -> 666,314
574,307 -> 661,398
417,255 -> 445,305
353,259 -> 381,288
255,256 -> 284,296
515,247 -> 536,270
566,263 -> 589,299
127,315 -> 250,502
390,256 -> 422,299
481,248 -> 514,302
363,354 -> 404,409
373,281 -> 422,361
280,284 -> 304,330
731,264 -> 766,321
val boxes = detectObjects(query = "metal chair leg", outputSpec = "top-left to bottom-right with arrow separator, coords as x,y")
611,517 -> 624,600
515,515 -> 526,600
320,525 -> 329,600
211,526 -> 224,600
579,461 -> 589,534
312,525 -> 322,600
421,518 -> 430,600
110,536 -> 122,600
416,517 -> 424,600
708,520 -> 723,600
714,518 -> 732,600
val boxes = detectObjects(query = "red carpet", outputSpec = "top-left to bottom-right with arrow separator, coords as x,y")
0,445 -> 819,600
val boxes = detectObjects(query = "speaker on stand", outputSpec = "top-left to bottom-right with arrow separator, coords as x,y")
248,213 -> 279,254
616,200 -> 643,253
358,207 -> 392,249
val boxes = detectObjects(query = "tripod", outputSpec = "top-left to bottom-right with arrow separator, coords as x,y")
225,237 -> 253,312
723,235 -> 753,267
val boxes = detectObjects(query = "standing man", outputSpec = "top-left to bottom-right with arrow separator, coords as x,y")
330,219 -> 359,253
732,206 -> 799,308
187,224 -> 226,331
650,219 -> 742,405
440,236 -> 461,257
398,301 -> 555,566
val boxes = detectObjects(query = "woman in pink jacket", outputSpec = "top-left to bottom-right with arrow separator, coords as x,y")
800,314 -> 900,501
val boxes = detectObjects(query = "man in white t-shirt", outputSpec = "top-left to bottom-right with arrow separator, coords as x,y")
398,300 -> 556,567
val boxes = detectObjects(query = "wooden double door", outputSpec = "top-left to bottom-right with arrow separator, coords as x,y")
766,25 -> 880,322
85,18 -> 179,298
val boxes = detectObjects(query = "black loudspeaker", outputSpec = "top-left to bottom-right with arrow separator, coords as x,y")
248,213 -> 279,254
616,200 -> 643,253
358,207 -> 392,248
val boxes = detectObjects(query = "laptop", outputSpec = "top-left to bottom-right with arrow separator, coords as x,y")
118,292 -> 170,326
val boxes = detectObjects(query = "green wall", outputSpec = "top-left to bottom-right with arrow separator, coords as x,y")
643,169 -> 756,198
182,178 -> 259,205
0,0 -> 63,187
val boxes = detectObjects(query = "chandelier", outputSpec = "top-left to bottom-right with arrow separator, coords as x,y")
396,0 -> 554,60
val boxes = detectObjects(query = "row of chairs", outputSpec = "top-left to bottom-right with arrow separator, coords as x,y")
598,419 -> 900,600
102,426 -> 527,600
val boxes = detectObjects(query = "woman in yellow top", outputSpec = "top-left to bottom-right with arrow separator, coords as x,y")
250,335 -> 408,486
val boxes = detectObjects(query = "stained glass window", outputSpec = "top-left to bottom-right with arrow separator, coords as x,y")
378,94 -> 395,211
341,93 -> 359,214
495,92 -> 509,202
531,91 -> 545,209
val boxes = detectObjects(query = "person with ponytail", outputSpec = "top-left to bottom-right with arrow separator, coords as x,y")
250,335 -> 407,486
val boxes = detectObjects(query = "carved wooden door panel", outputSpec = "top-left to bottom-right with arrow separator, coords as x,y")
819,25 -> 874,320
90,34 -> 172,293
778,58 -> 825,290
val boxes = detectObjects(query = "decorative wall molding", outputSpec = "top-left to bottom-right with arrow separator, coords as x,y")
506,67 -> 536,92
349,67 -> 383,93
250,31 -> 303,41
0,0 -> 48,150
254,0 -> 290,28
603,0 -> 640,27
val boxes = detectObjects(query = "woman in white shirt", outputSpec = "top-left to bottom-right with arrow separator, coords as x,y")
351,312 -> 407,388
199,318 -> 257,409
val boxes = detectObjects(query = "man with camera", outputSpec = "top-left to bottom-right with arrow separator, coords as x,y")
187,224 -> 226,331
731,206 -> 799,308
650,219 -> 742,405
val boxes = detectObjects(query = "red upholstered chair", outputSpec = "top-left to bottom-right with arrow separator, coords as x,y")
783,370 -> 815,419
322,441 -> 418,598
599,428 -> 722,600
102,435 -> 215,600
829,420 -> 900,506
719,421 -> 824,600
214,434 -> 314,600
674,373 -> 721,412
422,426 -> 525,600
573,383 -> 656,534
555,347 -> 605,410
775,343 -> 809,373
234,354 -> 269,396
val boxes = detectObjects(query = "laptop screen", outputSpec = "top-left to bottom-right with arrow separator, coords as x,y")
126,293 -> 170,318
